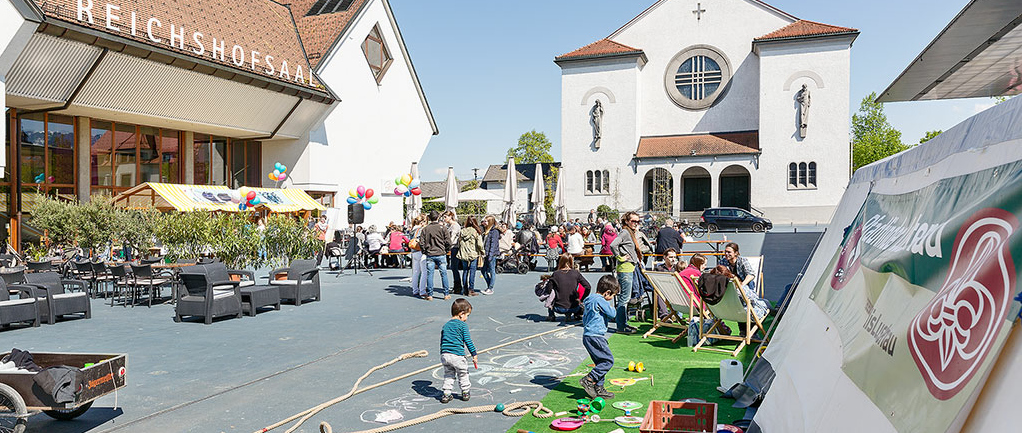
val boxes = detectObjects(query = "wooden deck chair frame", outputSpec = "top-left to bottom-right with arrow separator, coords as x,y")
693,277 -> 767,357
640,270 -> 703,343
744,255 -> 765,298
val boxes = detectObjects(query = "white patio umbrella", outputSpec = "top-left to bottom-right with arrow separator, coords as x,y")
406,161 -> 422,224
553,168 -> 567,224
531,163 -> 545,226
443,166 -> 458,212
501,158 -> 518,224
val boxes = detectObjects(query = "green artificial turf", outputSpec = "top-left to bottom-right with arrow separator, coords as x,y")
507,318 -> 762,433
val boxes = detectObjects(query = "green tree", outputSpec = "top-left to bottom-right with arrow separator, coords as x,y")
506,130 -> 554,164
918,130 -> 942,145
851,92 -> 909,170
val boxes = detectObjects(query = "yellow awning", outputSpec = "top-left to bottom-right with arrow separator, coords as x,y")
113,183 -> 326,213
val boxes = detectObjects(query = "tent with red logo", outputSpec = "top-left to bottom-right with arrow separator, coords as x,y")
753,1 -> 1021,431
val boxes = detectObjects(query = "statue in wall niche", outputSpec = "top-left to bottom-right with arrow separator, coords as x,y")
591,99 -> 604,148
797,84 -> 811,138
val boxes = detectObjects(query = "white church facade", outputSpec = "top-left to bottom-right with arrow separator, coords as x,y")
555,0 -> 857,224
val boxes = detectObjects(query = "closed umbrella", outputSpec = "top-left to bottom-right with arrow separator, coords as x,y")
502,157 -> 518,224
406,161 -> 422,224
553,168 -> 567,224
443,167 -> 458,212
531,163 -> 545,226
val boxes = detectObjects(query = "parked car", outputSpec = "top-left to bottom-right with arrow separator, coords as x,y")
700,207 -> 772,232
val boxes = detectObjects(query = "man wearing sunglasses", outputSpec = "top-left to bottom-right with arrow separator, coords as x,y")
608,212 -> 642,334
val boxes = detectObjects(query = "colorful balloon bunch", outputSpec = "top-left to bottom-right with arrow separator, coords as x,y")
347,185 -> 379,210
33,173 -> 54,184
268,162 -> 288,182
236,186 -> 262,211
393,174 -> 421,197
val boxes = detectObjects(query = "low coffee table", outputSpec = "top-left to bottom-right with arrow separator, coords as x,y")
240,285 -> 280,316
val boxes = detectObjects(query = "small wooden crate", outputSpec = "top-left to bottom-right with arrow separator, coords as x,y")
639,400 -> 717,433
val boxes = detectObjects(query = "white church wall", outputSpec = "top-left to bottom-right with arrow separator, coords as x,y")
264,0 -> 434,229
610,0 -> 792,136
757,37 -> 852,224
560,57 -> 642,216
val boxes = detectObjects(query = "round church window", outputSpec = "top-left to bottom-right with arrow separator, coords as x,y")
664,45 -> 732,110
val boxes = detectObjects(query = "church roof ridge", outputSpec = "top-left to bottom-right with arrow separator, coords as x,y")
555,38 -> 645,62
754,19 -> 859,42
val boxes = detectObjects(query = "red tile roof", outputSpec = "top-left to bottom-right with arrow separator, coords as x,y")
34,0 -> 321,90
755,20 -> 858,41
292,0 -> 369,69
555,39 -> 644,61
635,132 -> 760,158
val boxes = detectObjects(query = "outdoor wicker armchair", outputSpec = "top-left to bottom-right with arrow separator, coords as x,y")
0,279 -> 40,328
23,272 -> 91,325
175,268 -> 243,324
268,259 -> 320,306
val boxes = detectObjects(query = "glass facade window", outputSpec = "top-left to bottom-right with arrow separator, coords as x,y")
19,113 -> 45,185
48,115 -> 75,185
211,138 -> 228,186
91,120 -> 113,187
194,134 -> 210,184
161,129 -> 180,183
245,142 -> 261,187
114,123 -> 137,187
140,126 -> 161,183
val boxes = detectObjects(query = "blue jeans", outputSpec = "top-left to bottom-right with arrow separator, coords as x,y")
632,270 -> 647,299
425,255 -> 450,297
615,271 -> 633,331
582,335 -> 613,387
481,256 -> 497,290
461,259 -> 478,291
549,305 -> 581,319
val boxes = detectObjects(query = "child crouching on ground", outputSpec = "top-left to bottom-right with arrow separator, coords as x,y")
440,298 -> 477,403
579,275 -> 620,399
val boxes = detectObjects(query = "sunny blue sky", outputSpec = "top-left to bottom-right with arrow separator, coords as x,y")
390,0 -> 991,182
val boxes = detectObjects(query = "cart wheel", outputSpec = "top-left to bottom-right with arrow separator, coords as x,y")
43,401 -> 93,421
0,383 -> 27,433
517,263 -> 530,274
691,226 -> 707,238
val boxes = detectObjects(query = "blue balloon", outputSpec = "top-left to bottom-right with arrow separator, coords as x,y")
250,197 -> 261,205
403,190 -> 411,197
238,203 -> 246,211
346,197 -> 358,205
275,162 -> 283,171
362,201 -> 372,210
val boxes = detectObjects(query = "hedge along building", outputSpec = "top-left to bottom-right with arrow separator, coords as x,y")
1,0 -> 436,248
555,0 -> 857,224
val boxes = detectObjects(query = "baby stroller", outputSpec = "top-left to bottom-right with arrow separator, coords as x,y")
496,245 -> 531,274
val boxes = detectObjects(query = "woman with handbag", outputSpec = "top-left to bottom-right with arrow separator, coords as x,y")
480,215 -> 500,295
408,216 -> 428,298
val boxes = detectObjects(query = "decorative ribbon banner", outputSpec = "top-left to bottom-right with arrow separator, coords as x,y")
809,161 -> 1022,432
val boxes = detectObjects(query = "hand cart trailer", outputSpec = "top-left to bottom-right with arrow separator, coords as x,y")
0,352 -> 127,433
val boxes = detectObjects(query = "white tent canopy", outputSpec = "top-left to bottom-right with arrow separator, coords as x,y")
502,157 -> 518,224
531,163 -> 546,225
443,166 -> 458,211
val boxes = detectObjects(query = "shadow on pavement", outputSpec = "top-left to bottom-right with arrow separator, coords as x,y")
28,407 -> 124,433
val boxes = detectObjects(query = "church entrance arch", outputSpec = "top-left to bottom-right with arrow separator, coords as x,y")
719,165 -> 751,210
643,168 -> 673,213
681,167 -> 711,212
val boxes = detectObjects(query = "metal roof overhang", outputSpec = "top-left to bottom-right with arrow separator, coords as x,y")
878,0 -> 1022,102
5,27 -> 337,140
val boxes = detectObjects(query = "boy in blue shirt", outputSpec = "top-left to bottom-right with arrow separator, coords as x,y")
579,275 -> 620,399
439,298 -> 477,403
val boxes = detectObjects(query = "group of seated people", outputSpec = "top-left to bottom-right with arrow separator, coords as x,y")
538,241 -> 769,337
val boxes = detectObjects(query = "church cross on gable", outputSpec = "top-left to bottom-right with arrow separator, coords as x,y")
554,0 -> 857,225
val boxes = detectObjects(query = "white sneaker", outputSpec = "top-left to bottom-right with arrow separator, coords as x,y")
481,289 -> 494,295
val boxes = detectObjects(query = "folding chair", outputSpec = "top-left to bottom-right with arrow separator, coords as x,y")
640,270 -> 703,343
745,255 -> 764,298
693,277 -> 768,357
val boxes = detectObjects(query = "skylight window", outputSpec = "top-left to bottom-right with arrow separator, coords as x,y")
305,0 -> 355,16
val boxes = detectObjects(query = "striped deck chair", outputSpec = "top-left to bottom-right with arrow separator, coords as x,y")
693,277 -> 768,356
640,270 -> 703,343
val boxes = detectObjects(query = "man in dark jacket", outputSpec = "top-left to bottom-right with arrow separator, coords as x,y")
654,219 -> 684,254
421,211 -> 452,300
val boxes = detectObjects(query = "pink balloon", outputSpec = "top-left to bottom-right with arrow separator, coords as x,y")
357,185 -> 366,197
393,188 -> 401,195
278,173 -> 287,181
365,189 -> 374,199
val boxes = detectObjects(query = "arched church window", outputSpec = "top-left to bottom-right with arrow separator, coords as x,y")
808,162 -> 817,186
788,163 -> 797,187
585,171 -> 594,193
594,170 -> 602,193
798,162 -> 807,186
664,45 -> 732,110
602,170 -> 610,192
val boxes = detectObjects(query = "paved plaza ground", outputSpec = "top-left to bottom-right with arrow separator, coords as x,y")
3,230 -> 820,433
